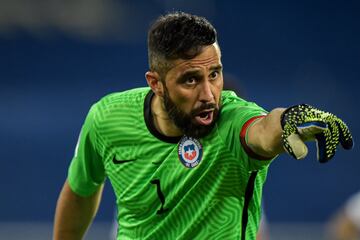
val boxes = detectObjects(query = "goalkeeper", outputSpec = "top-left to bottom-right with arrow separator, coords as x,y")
54,11 -> 354,240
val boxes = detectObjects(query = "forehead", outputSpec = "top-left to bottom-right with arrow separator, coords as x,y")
168,43 -> 222,75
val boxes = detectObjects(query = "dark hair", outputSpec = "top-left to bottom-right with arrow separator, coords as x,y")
147,12 -> 217,77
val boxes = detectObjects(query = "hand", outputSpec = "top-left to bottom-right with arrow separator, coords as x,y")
280,104 -> 353,163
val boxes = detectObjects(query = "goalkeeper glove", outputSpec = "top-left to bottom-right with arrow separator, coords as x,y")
280,104 -> 353,163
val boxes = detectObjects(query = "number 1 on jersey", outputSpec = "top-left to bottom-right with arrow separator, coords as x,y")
151,179 -> 169,215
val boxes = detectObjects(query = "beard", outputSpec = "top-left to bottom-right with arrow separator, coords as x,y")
163,88 -> 221,139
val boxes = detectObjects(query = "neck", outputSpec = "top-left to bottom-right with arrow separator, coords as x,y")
151,95 -> 182,137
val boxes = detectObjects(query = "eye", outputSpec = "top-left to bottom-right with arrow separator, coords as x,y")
209,71 -> 219,80
185,77 -> 197,85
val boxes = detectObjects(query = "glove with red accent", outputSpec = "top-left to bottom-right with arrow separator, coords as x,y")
280,104 -> 354,163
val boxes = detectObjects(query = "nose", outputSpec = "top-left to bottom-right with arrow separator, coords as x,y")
199,81 -> 214,103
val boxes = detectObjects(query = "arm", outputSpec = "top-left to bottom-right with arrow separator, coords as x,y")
246,104 -> 353,162
53,180 -> 104,240
247,108 -> 286,158
328,211 -> 359,240
327,191 -> 360,240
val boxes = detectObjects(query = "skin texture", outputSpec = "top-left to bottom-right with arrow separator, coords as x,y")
146,43 -> 223,137
53,181 -> 104,240
247,108 -> 286,158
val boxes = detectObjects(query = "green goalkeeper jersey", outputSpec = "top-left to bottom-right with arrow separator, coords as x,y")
68,87 -> 273,240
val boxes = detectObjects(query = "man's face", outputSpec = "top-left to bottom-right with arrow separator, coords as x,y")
162,43 -> 223,138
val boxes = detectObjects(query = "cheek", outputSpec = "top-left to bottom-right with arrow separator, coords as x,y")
171,91 -> 196,112
213,80 -> 223,102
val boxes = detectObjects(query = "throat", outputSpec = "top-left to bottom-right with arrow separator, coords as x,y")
153,113 -> 182,137
151,96 -> 182,137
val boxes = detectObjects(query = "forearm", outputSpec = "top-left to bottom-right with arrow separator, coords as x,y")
53,180 -> 103,240
247,108 -> 286,158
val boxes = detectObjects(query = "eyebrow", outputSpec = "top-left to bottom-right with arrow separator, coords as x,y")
180,64 -> 223,76
209,64 -> 223,72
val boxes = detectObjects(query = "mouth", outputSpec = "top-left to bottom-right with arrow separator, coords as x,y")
194,109 -> 214,126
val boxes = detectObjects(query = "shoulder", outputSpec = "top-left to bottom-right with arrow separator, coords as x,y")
90,87 -> 150,113
220,90 -> 267,116
216,90 -> 268,142
87,87 -> 151,125
97,87 -> 150,107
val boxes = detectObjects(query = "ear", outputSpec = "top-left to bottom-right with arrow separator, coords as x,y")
145,71 -> 164,97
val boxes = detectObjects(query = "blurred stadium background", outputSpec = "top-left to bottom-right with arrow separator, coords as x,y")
0,0 -> 359,239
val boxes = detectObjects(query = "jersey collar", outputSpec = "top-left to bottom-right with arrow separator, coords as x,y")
144,90 -> 182,144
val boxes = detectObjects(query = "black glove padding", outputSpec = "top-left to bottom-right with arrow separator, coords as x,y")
281,104 -> 353,163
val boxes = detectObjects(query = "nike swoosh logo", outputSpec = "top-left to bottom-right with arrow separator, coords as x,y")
112,157 -> 136,164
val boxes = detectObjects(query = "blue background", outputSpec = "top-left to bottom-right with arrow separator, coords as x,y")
0,0 -> 359,224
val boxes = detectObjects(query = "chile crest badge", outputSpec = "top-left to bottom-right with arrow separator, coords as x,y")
178,136 -> 203,168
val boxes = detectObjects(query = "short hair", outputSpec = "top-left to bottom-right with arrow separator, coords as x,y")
147,11 -> 217,78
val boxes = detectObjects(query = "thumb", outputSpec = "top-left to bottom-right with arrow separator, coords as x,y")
284,133 -> 309,159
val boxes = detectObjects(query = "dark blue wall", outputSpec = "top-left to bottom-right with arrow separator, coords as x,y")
0,0 -> 359,223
